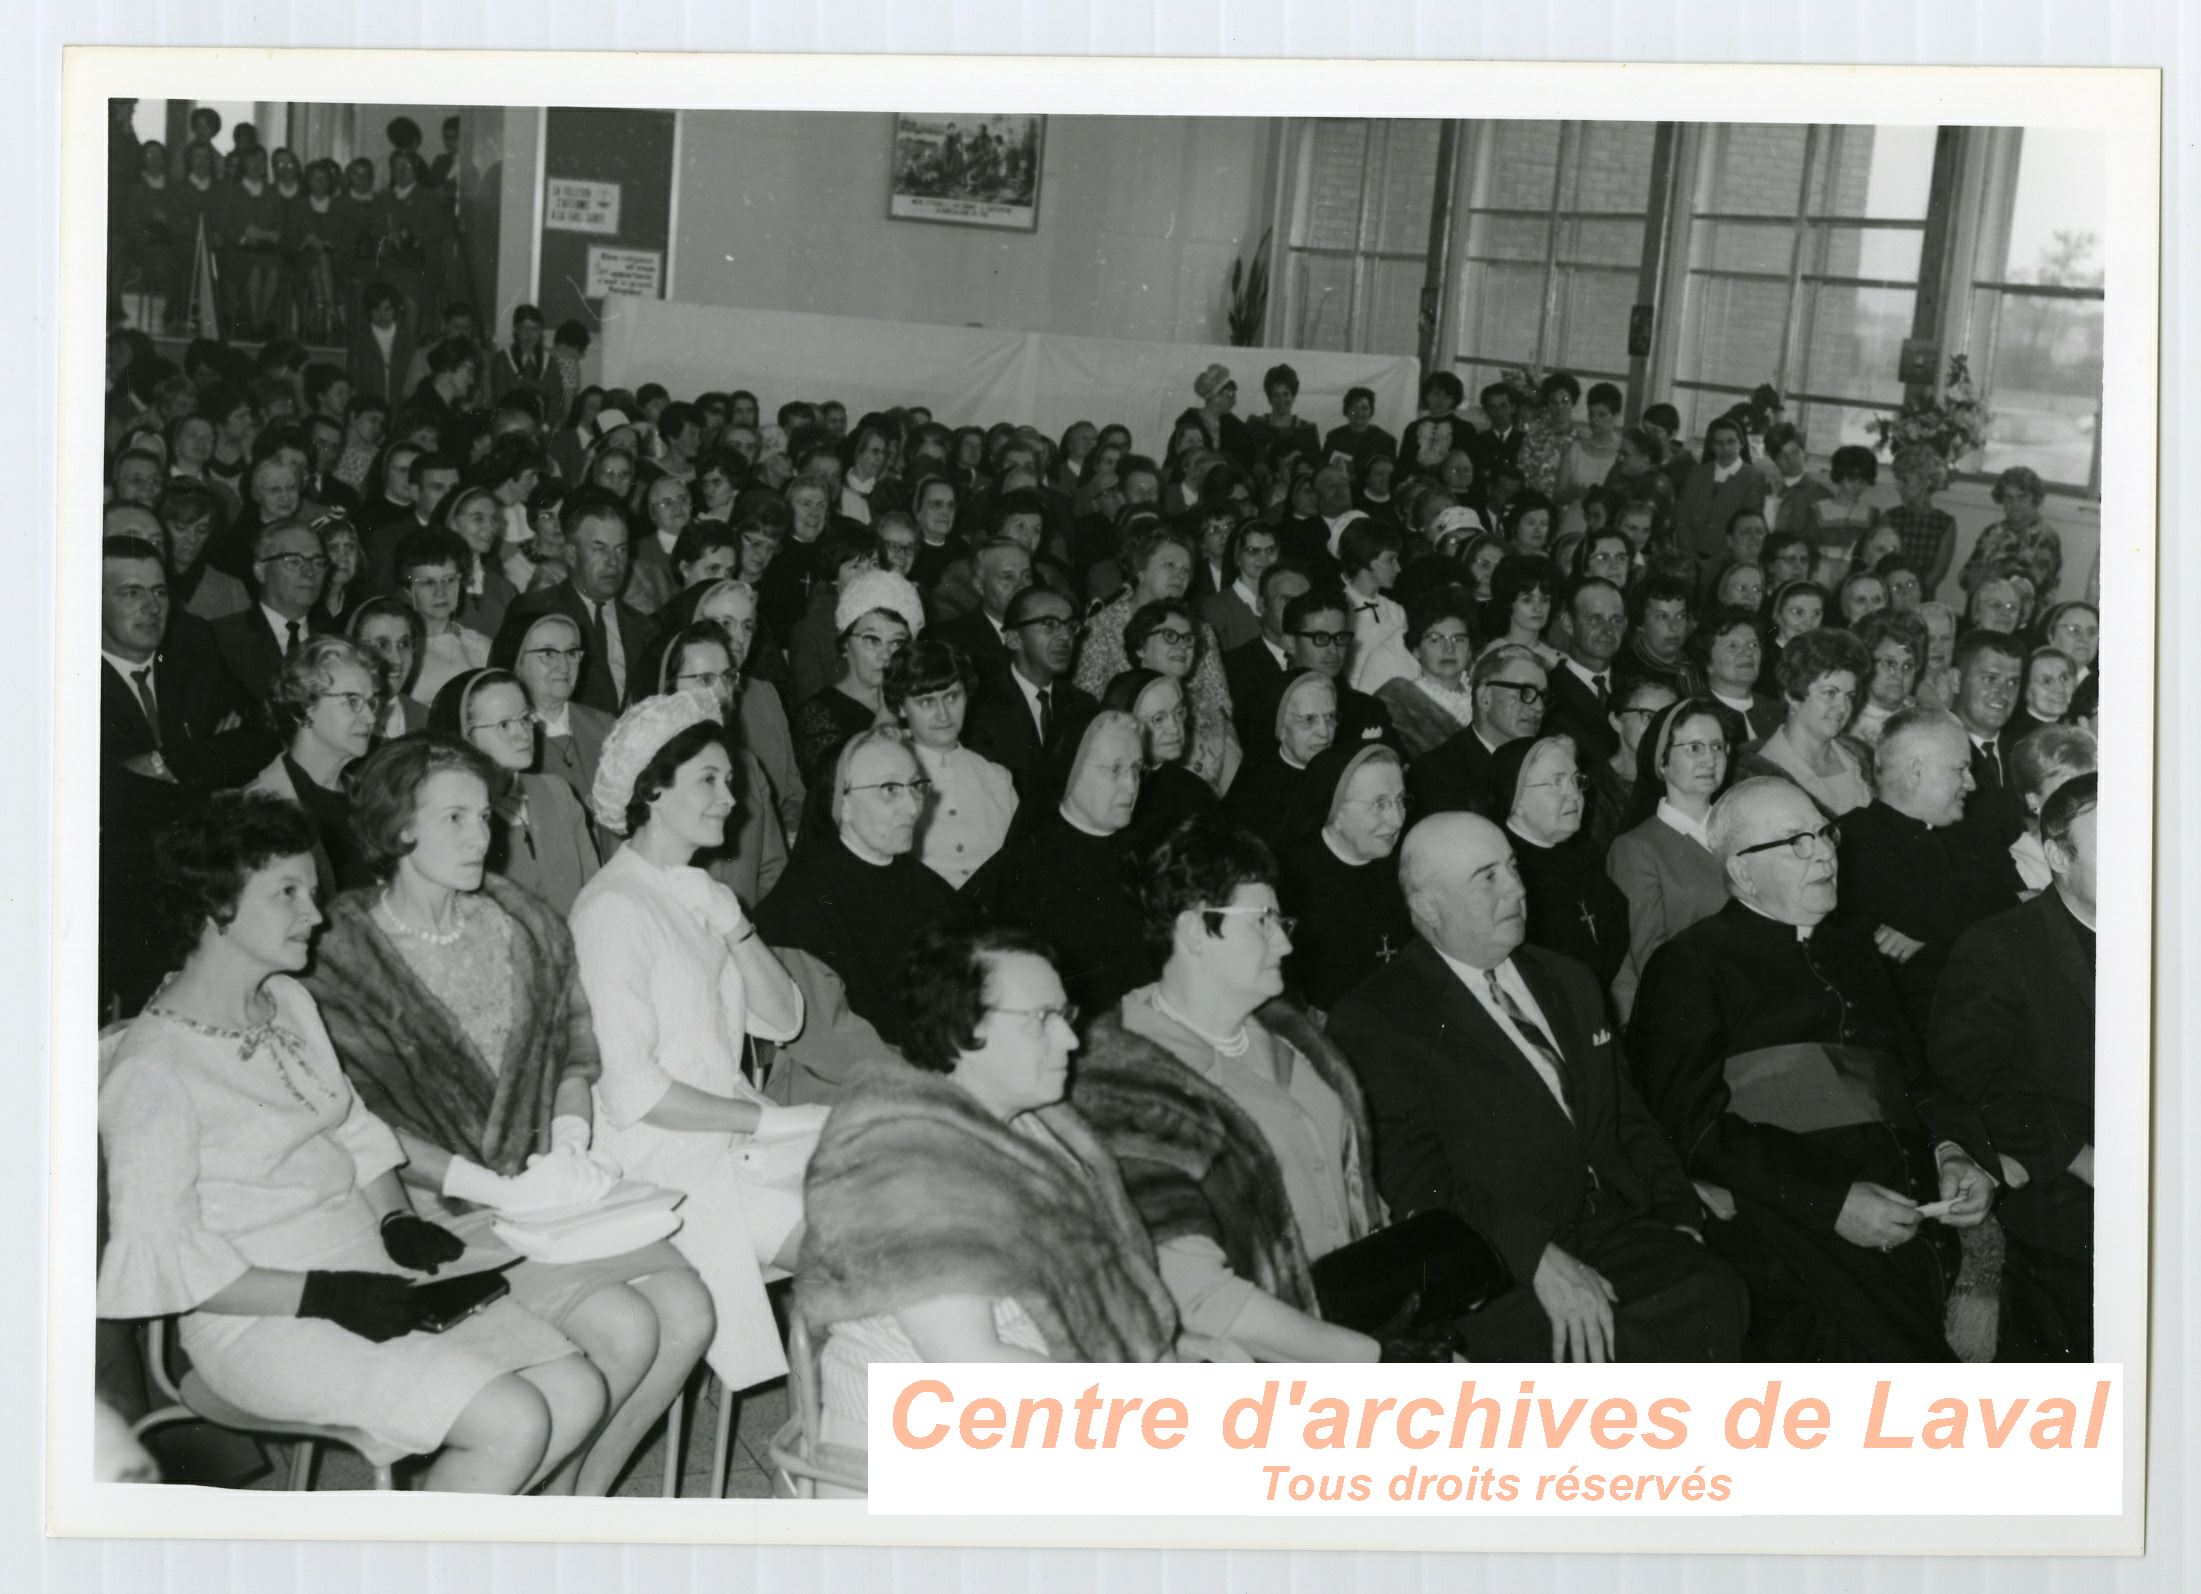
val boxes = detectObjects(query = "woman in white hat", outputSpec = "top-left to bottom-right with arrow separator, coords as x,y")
790,567 -> 924,785
568,690 -> 827,1396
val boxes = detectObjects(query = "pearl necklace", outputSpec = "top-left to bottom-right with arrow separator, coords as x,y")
378,891 -> 468,947
1151,987 -> 1252,1059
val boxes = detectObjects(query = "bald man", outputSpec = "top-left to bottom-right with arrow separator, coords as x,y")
1629,777 -> 1998,1360
1327,812 -> 1744,1362
1837,707 -> 2020,1033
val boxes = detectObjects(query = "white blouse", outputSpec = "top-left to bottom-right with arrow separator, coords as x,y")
911,742 -> 1019,889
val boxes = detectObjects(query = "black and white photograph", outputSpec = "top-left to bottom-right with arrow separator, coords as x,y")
888,112 -> 1045,229
46,48 -> 2160,1560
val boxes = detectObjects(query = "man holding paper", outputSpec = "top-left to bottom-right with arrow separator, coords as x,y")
1628,777 -> 1999,1361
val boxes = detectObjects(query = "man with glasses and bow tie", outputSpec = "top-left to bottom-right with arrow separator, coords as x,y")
208,518 -> 332,704
757,727 -> 963,1048
1328,811 -> 1746,1362
1405,642 -> 1548,818
1628,776 -> 1999,1360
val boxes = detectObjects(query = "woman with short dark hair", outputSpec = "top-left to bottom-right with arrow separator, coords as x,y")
568,691 -> 820,1400
885,639 -> 1018,890
1742,625 -> 1874,815
248,636 -> 382,897
799,925 -> 1178,1466
1375,584 -> 1478,757
100,791 -> 603,1493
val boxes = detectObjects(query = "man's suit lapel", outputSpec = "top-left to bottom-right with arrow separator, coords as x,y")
1403,940 -> 1575,1134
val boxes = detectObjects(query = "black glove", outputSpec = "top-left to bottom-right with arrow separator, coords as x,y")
379,1212 -> 465,1274
298,1270 -> 419,1343
1378,1336 -> 1456,1363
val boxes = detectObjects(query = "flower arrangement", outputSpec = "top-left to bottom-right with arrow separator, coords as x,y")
1867,355 -> 1993,467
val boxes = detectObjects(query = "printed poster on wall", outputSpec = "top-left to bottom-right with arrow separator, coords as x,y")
888,112 -> 1044,231
545,176 -> 621,234
585,246 -> 663,299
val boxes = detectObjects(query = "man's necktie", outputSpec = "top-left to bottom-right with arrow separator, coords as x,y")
1592,672 -> 1610,712
284,619 -> 303,660
1035,685 -> 1054,745
586,601 -> 613,704
1486,968 -> 1573,1120
131,666 -> 161,747
1979,739 -> 2003,788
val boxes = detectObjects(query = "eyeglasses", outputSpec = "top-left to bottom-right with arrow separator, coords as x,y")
1485,680 -> 1546,707
676,669 -> 735,692
1524,772 -> 1589,793
469,713 -> 534,738
317,691 -> 377,717
990,1001 -> 1080,1030
1735,821 -> 1841,860
259,552 -> 329,575
1204,905 -> 1298,938
1349,793 -> 1412,819
1669,738 -> 1729,759
1014,615 -> 1080,637
844,778 -> 935,803
1294,629 -> 1350,648
523,645 -> 587,665
406,573 -> 461,594
1149,627 -> 1196,646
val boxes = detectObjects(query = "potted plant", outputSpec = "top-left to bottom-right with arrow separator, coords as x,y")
1867,355 -> 1993,471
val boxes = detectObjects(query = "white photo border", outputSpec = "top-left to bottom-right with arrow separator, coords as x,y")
46,45 -> 2161,1557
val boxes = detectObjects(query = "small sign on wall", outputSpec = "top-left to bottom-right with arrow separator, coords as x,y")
546,177 -> 622,235
585,245 -> 663,299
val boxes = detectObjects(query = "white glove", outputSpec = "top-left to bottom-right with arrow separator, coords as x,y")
550,1114 -> 592,1154
502,1142 -> 622,1213
753,1102 -> 831,1140
442,1154 -> 516,1208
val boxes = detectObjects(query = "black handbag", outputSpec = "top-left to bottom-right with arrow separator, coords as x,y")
1311,1209 -> 1512,1339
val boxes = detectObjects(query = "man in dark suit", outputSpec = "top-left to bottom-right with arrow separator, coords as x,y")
361,450 -> 462,593
929,537 -> 1028,681
1328,812 -> 1745,1361
506,487 -> 652,715
1837,708 -> 2020,1035
1233,584 -> 1396,757
209,518 -> 332,704
1945,631 -> 2030,889
1407,643 -> 1547,817
962,585 -> 1095,795
1543,576 -> 1626,767
1931,774 -> 2097,1361
1469,381 -> 1524,488
1222,564 -> 1307,746
101,537 -> 274,1014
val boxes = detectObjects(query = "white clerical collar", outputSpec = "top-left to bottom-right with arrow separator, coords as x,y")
1320,826 -> 1372,866
1656,799 -> 1710,846
1711,460 -> 1742,484
839,829 -> 896,866
1740,899 -> 1815,941
1058,803 -> 1116,838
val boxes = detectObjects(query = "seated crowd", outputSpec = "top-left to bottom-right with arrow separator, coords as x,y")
95,346 -> 2107,1492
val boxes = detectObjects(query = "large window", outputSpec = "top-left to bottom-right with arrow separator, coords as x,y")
1965,128 -> 2105,493
1453,120 -> 1658,399
1671,123 -> 1937,451
1278,119 -> 1442,355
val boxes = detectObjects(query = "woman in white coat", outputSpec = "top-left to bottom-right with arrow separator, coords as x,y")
567,689 -> 825,1393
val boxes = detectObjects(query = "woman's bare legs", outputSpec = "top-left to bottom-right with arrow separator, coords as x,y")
574,1269 -> 716,1497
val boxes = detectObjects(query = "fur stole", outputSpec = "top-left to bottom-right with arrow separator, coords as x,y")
796,1061 -> 1178,1362
303,876 -> 599,1180
1070,998 -> 1384,1317
1375,677 -> 1471,761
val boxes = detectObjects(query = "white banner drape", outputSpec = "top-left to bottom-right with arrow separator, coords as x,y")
598,297 -> 1422,457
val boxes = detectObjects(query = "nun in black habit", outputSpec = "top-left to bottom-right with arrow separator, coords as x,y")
1222,669 -> 1339,852
1486,732 -> 1632,997
1276,741 -> 1416,1012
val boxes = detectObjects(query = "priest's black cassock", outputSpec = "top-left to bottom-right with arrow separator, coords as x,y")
755,834 -> 963,1046
1628,899 -> 1992,1360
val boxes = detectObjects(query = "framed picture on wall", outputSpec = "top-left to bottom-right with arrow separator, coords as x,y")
888,112 -> 1045,231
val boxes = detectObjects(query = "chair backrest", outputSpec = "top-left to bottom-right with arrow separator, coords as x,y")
785,1313 -> 824,1455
